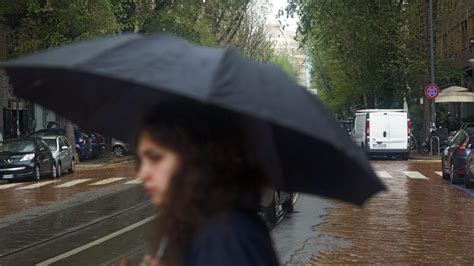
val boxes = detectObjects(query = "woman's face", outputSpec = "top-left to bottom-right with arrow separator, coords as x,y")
136,131 -> 181,205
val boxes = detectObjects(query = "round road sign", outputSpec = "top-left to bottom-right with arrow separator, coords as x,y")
424,83 -> 440,100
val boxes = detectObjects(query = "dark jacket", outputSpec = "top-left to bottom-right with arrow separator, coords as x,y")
184,209 -> 279,266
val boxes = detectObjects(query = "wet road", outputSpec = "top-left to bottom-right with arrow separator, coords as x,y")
311,160 -> 474,264
1,158 -> 473,265
0,160 -> 137,219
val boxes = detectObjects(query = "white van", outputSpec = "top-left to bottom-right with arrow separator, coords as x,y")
351,109 -> 410,159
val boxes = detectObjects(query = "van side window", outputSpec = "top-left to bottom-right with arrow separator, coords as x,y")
356,116 -> 365,131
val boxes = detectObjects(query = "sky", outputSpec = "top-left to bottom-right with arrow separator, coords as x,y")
268,0 -> 299,32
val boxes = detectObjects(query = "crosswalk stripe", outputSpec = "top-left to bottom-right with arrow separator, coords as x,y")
435,171 -> 442,176
55,179 -> 92,188
125,178 -> 142,184
0,183 -> 21,190
89,177 -> 124,186
18,180 -> 59,190
403,171 -> 429,180
376,171 -> 393,179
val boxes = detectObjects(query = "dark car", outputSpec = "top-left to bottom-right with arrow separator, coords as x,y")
86,132 -> 105,158
31,128 -> 93,160
338,119 -> 353,135
0,137 -> 56,182
74,131 -> 93,160
441,128 -> 474,184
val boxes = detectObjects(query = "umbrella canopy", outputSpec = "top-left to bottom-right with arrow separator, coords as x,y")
2,33 -> 384,205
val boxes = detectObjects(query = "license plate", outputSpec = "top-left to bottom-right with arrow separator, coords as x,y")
373,143 -> 387,148
2,174 -> 14,179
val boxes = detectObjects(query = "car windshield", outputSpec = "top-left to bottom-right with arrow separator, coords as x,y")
0,140 -> 35,153
43,139 -> 57,151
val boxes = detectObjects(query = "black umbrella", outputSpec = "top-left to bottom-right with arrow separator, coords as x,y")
2,33 -> 384,205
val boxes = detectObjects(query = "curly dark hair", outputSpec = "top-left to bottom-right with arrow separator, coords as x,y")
137,103 -> 268,265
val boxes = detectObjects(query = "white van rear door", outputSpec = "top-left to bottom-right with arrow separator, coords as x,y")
369,113 -> 388,150
387,112 -> 408,150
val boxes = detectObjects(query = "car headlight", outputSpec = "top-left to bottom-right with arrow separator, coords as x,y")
20,153 -> 35,161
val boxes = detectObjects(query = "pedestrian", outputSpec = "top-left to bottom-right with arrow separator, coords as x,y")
134,103 -> 279,266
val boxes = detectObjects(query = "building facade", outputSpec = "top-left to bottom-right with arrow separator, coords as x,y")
436,0 -> 474,87
434,0 -> 474,121
265,24 -> 309,88
0,18 -> 60,139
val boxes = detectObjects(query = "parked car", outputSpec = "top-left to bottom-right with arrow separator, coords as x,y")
75,131 -> 93,160
464,150 -> 474,188
40,135 -> 75,177
0,137 -> 56,182
86,132 -> 105,158
112,138 -> 130,155
351,109 -> 410,159
31,128 -> 93,160
338,119 -> 353,135
260,188 -> 297,225
441,127 -> 474,184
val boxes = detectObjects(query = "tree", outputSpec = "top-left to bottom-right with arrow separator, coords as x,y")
1,0 -> 120,159
271,54 -> 297,81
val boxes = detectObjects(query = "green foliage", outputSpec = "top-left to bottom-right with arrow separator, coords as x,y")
142,3 -> 216,46
287,0 -> 459,117
4,0 -> 120,57
271,54 -> 297,81
1,0 -> 273,62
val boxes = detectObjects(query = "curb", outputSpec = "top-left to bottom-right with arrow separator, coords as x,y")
76,157 -> 133,169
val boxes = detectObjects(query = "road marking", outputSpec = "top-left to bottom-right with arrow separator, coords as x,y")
89,177 -> 124,186
0,183 -> 21,190
125,178 -> 142,184
55,179 -> 92,188
435,171 -> 442,176
18,180 -> 59,190
36,215 -> 156,266
376,171 -> 393,179
403,171 -> 429,180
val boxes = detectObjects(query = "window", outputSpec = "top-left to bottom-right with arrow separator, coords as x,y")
58,138 -> 66,148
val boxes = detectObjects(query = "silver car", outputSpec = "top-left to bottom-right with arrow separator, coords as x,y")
40,135 -> 75,177
112,138 -> 130,155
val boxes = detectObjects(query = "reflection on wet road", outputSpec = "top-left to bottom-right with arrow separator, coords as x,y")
1,159 -> 473,264
313,160 -> 474,264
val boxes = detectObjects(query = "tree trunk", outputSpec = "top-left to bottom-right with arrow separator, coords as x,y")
65,121 -> 78,162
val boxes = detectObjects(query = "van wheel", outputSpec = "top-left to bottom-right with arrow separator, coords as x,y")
401,153 -> 409,160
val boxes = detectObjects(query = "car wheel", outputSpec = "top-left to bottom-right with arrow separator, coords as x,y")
50,163 -> 57,179
442,171 -> 450,180
68,159 -> 75,173
33,165 -> 41,181
57,162 -> 62,178
450,164 -> 461,185
113,145 -> 125,156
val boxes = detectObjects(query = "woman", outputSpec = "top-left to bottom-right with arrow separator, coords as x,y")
134,103 -> 279,266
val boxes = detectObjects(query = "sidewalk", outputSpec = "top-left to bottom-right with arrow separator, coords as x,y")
76,154 -> 134,169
